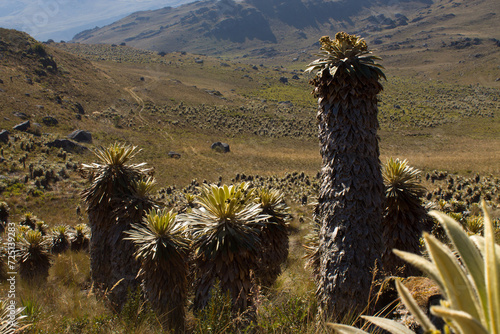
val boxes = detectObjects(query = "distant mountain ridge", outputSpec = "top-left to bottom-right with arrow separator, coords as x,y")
71,0 -> 434,54
71,0 -> 500,84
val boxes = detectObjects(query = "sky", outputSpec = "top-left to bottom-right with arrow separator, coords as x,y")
0,0 -> 195,42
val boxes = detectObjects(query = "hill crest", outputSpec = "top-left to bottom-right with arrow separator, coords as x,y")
72,0 -> 437,55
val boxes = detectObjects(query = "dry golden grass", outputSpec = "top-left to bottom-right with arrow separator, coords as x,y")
380,120 -> 500,175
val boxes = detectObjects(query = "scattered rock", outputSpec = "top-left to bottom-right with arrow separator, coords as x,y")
13,121 -> 30,132
449,37 -> 482,49
279,101 -> 293,108
68,130 -> 92,143
211,142 -> 230,153
292,74 -> 300,80
45,139 -> 87,153
72,102 -> 85,115
279,77 -> 288,84
0,130 -> 9,143
168,151 -> 181,159
249,47 -> 279,58
195,58 -> 204,64
14,112 -> 28,119
376,276 -> 444,332
42,116 -> 58,126
206,90 -> 222,96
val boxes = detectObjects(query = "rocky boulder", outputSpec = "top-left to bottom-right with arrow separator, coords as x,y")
168,151 -> 181,159
42,116 -> 58,126
0,130 -> 9,143
211,142 -> 230,153
45,139 -> 87,153
72,102 -> 85,114
279,77 -> 288,84
68,130 -> 92,143
13,112 -> 28,119
13,121 -> 30,132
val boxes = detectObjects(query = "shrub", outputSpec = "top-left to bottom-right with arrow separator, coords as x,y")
193,281 -> 234,334
18,230 -> 52,282
119,287 -> 156,331
30,43 -> 47,57
0,201 -> 9,223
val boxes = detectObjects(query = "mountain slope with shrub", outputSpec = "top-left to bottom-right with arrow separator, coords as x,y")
70,0 -> 500,88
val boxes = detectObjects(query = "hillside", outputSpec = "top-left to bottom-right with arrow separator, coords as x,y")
71,0 -> 500,86
1,27 -> 500,227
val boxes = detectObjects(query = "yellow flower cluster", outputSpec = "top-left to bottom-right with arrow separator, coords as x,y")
319,32 -> 368,53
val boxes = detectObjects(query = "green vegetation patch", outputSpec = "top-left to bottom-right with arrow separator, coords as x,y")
253,84 -> 315,108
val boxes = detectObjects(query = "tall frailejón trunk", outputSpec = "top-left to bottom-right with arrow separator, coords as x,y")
109,194 -> 155,308
88,209 -> 111,288
108,221 -> 141,305
87,195 -> 142,309
307,33 -> 386,319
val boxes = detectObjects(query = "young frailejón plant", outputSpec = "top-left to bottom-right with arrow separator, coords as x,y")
34,221 -> 48,236
81,143 -> 152,308
180,183 -> 269,314
329,202 -> 500,334
253,187 -> 291,289
19,212 -> 37,230
382,158 -> 432,276
70,223 -> 90,251
306,32 -> 386,319
125,208 -> 190,334
18,230 -> 51,282
113,176 -> 159,225
51,225 -> 70,254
